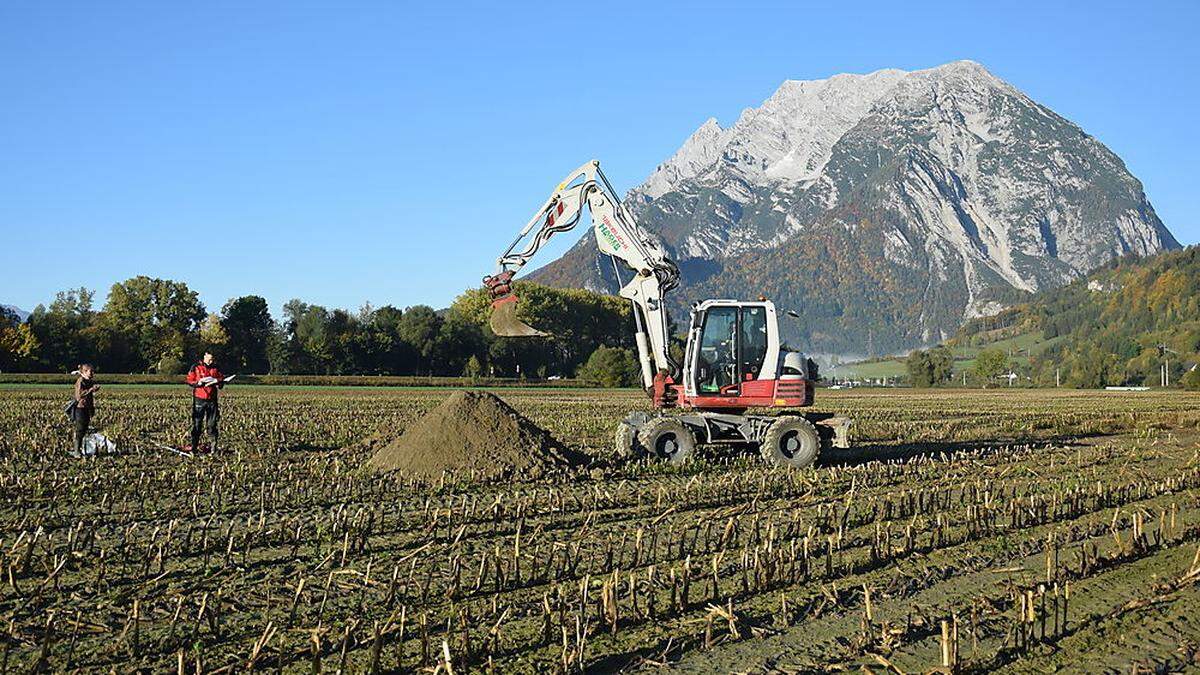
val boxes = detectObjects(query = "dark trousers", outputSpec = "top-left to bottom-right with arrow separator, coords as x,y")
73,408 -> 92,452
191,399 -> 220,448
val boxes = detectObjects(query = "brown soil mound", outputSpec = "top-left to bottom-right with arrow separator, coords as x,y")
366,391 -> 586,480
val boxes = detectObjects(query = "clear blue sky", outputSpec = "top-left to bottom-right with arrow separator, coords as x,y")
2,1 -> 1197,317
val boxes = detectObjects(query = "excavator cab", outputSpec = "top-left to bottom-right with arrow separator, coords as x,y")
683,300 -> 784,405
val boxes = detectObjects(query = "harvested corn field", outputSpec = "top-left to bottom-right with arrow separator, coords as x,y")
1,385 -> 1200,672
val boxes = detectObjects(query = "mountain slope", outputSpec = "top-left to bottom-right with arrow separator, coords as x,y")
530,61 -> 1177,355
1,305 -> 30,322
950,246 -> 1200,387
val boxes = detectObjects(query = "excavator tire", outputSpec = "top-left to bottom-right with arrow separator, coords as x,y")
638,417 -> 695,465
759,416 -> 820,469
614,421 -> 644,458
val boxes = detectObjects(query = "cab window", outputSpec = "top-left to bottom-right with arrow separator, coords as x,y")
696,306 -> 737,393
741,306 -> 767,381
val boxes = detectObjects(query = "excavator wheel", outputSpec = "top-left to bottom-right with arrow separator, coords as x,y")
614,421 -> 644,458
638,417 -> 695,465
759,416 -> 820,469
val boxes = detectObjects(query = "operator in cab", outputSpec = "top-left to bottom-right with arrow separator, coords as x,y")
186,351 -> 226,452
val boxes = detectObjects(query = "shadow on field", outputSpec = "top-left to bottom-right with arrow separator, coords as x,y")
819,433 -> 1105,466
685,433 -> 1104,468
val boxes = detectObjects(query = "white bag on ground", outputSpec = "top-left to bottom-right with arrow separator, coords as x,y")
80,432 -> 117,456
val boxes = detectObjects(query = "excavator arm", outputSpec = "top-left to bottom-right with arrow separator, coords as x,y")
484,160 -> 680,389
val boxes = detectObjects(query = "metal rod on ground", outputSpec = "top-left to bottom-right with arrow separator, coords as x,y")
142,436 -> 193,458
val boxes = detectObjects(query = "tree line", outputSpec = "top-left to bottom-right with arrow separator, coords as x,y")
0,276 -> 645,384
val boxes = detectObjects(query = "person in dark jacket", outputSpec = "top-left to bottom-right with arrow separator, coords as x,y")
186,351 -> 226,451
73,363 -> 100,453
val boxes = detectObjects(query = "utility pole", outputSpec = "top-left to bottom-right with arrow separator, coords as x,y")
1157,344 -> 1177,388
1055,368 -> 1060,388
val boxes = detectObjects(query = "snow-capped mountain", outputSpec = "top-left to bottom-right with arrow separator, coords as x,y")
530,61 -> 1178,355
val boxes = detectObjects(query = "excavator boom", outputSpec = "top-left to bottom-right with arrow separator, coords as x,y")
483,160 -> 679,388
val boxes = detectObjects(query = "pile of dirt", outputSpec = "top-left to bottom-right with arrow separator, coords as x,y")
366,390 -> 586,480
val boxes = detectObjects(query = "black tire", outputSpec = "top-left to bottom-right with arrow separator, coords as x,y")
759,416 -> 820,469
638,418 -> 695,465
614,421 -> 644,458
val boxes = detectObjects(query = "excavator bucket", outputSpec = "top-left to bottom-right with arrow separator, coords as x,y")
489,295 -> 548,337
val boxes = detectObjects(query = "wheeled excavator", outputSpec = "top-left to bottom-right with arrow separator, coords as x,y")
484,160 -> 850,468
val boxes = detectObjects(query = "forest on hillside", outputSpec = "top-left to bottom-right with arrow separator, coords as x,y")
951,247 -> 1200,388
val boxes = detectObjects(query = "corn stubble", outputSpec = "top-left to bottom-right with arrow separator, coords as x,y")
0,386 -> 1199,672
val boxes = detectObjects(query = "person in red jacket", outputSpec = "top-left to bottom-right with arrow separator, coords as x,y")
186,351 -> 226,451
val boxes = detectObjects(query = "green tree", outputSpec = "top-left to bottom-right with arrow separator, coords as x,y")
365,305 -> 407,374
928,346 -> 954,384
397,305 -> 443,374
290,302 -> 332,374
371,305 -> 404,330
266,319 -> 300,372
451,282 -> 632,377
199,313 -> 229,347
905,349 -> 932,387
25,288 -> 95,371
275,300 -> 310,373
464,354 -> 483,378
220,296 -> 274,373
1067,343 -> 1122,388
323,309 -> 359,375
973,348 -> 1009,386
100,276 -> 205,371
577,346 -> 640,387
435,310 -> 486,376
905,346 -> 953,387
155,333 -> 188,374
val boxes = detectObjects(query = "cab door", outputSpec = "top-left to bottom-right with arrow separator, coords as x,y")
740,305 -> 769,383
690,305 -> 739,396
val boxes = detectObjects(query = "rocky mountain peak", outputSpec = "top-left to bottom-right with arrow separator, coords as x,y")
534,61 -> 1178,356
637,117 -> 729,200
